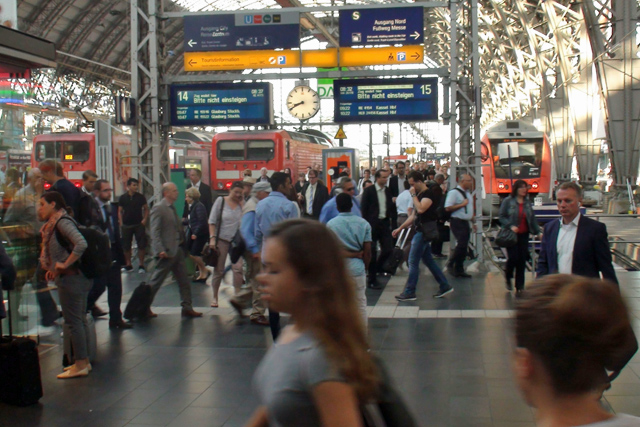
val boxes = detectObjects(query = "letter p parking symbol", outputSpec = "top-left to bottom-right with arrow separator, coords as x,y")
277,56 -> 286,65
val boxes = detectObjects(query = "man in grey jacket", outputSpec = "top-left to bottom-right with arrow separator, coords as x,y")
147,182 -> 202,318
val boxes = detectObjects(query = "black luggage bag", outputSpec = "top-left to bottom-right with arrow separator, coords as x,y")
0,292 -> 43,406
124,282 -> 152,320
382,229 -> 410,275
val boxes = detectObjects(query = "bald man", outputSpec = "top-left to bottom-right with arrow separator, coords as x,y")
444,174 -> 475,278
147,182 -> 202,318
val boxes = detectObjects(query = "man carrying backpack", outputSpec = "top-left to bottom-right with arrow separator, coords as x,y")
430,174 -> 448,258
86,180 -> 132,329
444,174 -> 475,278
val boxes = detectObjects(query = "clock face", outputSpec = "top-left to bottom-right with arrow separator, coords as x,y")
286,86 -> 320,120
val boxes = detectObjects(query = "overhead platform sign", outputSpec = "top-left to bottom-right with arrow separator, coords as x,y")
169,82 -> 273,126
339,7 -> 424,47
183,12 -> 300,52
333,77 -> 439,124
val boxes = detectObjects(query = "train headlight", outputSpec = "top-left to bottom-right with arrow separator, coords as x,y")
44,182 -> 51,190
498,182 -> 505,190
532,182 -> 539,190
74,182 -> 81,188
217,182 -> 223,189
224,182 -> 232,190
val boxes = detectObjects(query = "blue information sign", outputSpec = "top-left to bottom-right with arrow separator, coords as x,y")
184,12 -> 300,52
170,83 -> 273,126
333,78 -> 438,123
339,7 -> 424,47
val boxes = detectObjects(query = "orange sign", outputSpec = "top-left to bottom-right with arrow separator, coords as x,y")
339,46 -> 423,67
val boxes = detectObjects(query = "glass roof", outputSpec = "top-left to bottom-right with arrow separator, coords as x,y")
174,0 -> 411,15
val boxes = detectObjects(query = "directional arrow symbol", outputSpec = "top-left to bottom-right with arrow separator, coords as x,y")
411,52 -> 421,60
188,39 -> 197,48
411,31 -> 421,40
189,59 -> 197,66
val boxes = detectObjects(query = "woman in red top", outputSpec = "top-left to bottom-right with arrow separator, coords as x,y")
498,180 -> 541,294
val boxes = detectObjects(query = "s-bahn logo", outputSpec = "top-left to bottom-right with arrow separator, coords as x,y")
244,14 -> 281,24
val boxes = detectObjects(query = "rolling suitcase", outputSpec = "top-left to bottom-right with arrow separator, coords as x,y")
382,229 -> 410,275
62,314 -> 97,367
0,292 -> 43,406
124,282 -> 152,320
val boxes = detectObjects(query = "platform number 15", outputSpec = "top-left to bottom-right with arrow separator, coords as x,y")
420,84 -> 432,95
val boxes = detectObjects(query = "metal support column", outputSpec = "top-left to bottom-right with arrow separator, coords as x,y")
130,0 -> 169,202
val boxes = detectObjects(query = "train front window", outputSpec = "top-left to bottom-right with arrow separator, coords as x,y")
62,141 -> 90,162
218,141 -> 245,161
490,139 -> 543,179
247,140 -> 274,161
36,141 -> 60,161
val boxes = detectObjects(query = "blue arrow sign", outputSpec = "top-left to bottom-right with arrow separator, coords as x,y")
339,6 -> 424,47
184,12 -> 300,52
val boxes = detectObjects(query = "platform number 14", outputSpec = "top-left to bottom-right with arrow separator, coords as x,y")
420,84 -> 432,95
177,91 -> 189,102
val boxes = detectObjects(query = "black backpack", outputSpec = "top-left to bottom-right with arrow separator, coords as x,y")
54,217 -> 112,279
436,188 -> 467,221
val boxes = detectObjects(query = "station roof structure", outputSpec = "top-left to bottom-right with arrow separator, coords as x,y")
12,0 -> 640,126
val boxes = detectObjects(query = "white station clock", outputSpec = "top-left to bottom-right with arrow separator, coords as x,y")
286,85 -> 320,120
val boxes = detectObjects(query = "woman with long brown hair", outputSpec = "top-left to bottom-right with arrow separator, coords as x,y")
246,219 -> 378,427
513,275 -> 639,426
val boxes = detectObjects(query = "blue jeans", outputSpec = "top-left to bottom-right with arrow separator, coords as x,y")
403,232 -> 450,295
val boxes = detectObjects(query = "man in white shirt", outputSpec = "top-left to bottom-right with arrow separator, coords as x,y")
444,174 -> 475,278
537,182 -> 617,284
298,169 -> 329,220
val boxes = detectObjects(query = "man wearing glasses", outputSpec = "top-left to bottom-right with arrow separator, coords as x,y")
319,177 -> 361,223
389,161 -> 407,203
87,179 -> 132,329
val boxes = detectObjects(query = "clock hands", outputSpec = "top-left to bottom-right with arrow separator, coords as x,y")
288,100 -> 304,111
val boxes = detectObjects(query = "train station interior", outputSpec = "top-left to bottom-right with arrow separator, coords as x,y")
1,1 -> 640,426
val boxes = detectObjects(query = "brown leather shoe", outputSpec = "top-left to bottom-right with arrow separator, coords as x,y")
181,309 -> 203,318
146,309 -> 158,318
250,316 -> 269,326
91,306 -> 108,318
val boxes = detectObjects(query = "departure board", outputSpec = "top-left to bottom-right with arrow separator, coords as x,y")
170,83 -> 273,126
333,78 -> 439,123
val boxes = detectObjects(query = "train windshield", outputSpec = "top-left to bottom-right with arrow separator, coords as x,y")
217,139 -> 275,161
489,138 -> 543,179
35,141 -> 90,162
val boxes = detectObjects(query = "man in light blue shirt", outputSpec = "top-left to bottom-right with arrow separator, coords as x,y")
255,172 -> 299,340
319,177 -> 361,223
327,193 -> 371,328
228,181 -> 271,326
444,174 -> 474,278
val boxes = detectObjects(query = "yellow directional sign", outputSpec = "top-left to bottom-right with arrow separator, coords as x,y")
339,45 -> 423,67
334,127 -> 347,139
184,50 -> 301,72
405,147 -> 416,154
184,46 -> 423,71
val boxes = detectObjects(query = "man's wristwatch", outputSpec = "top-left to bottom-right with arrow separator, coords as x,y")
410,193 -> 416,197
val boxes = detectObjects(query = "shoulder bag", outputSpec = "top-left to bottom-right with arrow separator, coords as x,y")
495,228 -> 517,248
202,198 -> 224,266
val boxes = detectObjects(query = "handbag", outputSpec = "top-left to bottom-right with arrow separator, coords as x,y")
495,228 -> 517,248
229,230 -> 246,264
418,220 -> 439,242
361,356 -> 417,427
202,197 -> 225,266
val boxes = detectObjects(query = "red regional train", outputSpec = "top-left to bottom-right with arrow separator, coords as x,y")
480,120 -> 553,214
210,129 -> 333,192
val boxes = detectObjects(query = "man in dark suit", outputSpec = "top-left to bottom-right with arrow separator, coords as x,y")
388,161 -> 408,201
298,169 -> 329,220
183,168 -> 212,216
87,180 -> 132,329
537,181 -> 618,285
360,169 -> 396,289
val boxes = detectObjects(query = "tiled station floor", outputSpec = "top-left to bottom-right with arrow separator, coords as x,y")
2,260 -> 639,427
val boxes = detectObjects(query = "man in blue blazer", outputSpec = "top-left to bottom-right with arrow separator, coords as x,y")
537,182 -> 618,285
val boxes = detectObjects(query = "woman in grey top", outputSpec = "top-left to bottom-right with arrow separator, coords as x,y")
38,191 -> 90,379
208,181 -> 244,307
246,219 -> 378,427
513,275 -> 640,426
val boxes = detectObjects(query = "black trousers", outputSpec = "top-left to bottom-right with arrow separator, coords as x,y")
368,218 -> 393,283
87,258 -> 123,322
449,218 -> 470,273
35,262 -> 60,327
269,309 -> 280,341
431,221 -> 448,255
506,232 -> 530,291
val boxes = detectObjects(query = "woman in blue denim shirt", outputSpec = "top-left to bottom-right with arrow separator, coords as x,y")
499,180 -> 541,294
